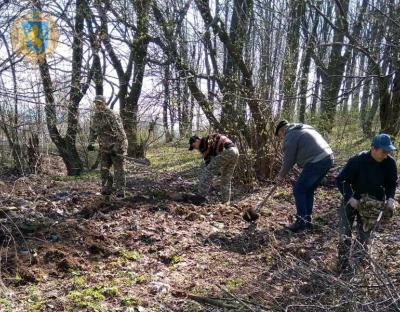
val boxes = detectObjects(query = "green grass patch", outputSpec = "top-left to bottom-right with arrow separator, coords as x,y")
120,296 -> 144,307
224,278 -> 243,292
0,298 -> 14,312
168,255 -> 183,271
53,170 -> 99,182
147,146 -> 201,173
119,249 -> 141,261
71,275 -> 86,286
115,271 -> 148,286
115,271 -> 133,284
101,286 -> 121,298
27,286 -> 45,311
170,255 -> 182,265
67,286 -> 110,312
132,274 -> 147,284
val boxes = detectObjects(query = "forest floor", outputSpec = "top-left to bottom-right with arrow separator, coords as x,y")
0,146 -> 399,312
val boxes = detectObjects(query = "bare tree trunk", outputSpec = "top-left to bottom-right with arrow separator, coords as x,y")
362,11 -> 389,135
26,133 -> 41,174
319,0 -> 367,134
281,0 -> 304,120
163,66 -> 173,142
341,51 -> 357,113
196,104 -> 201,132
34,0 -> 86,175
220,0 -> 252,130
360,60 -> 372,133
97,0 -> 150,158
363,80 -> 379,135
125,0 -> 150,158
310,70 -> 320,116
319,0 -> 350,133
380,70 -> 400,136
298,5 -> 318,123
351,53 -> 365,112
179,68 -> 190,137
194,0 -> 273,178
0,32 -> 27,173
377,2 -> 400,136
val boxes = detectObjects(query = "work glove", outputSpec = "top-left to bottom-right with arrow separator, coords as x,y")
348,197 -> 359,209
384,198 -> 396,218
87,143 -> 95,151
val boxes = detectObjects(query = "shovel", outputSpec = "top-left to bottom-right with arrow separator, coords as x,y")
242,184 -> 278,222
113,153 -> 150,166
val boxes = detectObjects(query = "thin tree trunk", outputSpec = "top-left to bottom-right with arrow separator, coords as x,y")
319,0 -> 368,134
163,66 -> 173,142
125,0 -> 150,157
311,70 -> 320,116
281,0 -> 304,120
34,0 -> 86,175
97,0 -> 150,158
298,6 -> 318,123
319,0 -> 350,133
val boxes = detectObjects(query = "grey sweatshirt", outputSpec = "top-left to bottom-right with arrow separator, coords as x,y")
278,123 -> 333,178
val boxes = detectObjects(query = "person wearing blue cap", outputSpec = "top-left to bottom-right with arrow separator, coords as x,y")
335,133 -> 398,273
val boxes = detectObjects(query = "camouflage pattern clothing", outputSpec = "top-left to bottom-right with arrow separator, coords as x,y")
89,107 -> 128,196
197,134 -> 239,204
337,195 -> 385,272
358,194 -> 386,231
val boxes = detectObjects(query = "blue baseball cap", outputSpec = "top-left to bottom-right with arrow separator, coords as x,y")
371,133 -> 396,153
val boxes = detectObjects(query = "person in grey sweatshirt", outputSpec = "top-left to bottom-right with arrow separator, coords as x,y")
275,120 -> 334,232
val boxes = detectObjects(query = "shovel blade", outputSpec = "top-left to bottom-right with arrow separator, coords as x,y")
242,207 -> 260,222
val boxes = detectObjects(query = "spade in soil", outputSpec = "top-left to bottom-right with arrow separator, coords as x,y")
243,184 -> 278,223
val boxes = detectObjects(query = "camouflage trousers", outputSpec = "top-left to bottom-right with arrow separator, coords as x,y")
337,195 -> 384,271
198,146 -> 239,204
100,146 -> 126,196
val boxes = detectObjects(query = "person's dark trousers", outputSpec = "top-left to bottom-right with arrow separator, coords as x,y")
337,201 -> 372,272
293,156 -> 333,225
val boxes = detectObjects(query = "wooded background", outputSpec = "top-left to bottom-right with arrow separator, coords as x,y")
1,0 -> 399,178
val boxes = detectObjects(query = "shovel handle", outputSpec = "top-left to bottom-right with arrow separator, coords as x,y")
255,184 -> 278,213
116,153 -> 150,166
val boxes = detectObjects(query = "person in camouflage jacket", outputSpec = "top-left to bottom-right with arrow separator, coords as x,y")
189,134 -> 239,205
335,133 -> 398,273
88,95 -> 128,199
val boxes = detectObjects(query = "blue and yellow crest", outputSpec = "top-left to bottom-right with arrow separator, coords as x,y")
11,11 -> 59,65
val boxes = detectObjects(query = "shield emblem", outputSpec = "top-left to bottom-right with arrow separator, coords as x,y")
11,12 -> 59,65
21,21 -> 49,54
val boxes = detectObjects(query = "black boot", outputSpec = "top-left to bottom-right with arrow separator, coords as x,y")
305,216 -> 313,230
337,260 -> 355,278
286,219 -> 307,233
115,191 -> 125,199
336,257 -> 350,274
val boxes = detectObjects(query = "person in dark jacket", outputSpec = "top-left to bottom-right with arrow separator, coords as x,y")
189,134 -> 239,205
275,120 -> 334,232
335,133 -> 397,273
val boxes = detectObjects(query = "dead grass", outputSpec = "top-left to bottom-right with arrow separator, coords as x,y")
0,152 -> 399,311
